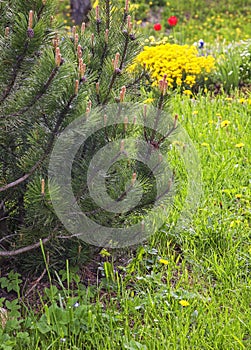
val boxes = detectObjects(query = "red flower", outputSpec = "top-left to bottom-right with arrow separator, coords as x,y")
167,16 -> 178,27
153,23 -> 162,31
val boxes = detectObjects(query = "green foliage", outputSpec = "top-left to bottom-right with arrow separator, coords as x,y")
130,0 -> 251,45
212,40 -> 251,92
0,1 -> 251,350
0,271 -> 21,295
0,0 -> 177,270
0,91 -> 250,347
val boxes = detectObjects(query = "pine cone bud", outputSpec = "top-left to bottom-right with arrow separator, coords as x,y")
27,28 -> 34,38
129,33 -> 136,41
115,68 -> 122,75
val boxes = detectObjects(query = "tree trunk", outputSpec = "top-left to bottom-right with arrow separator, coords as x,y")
70,0 -> 92,25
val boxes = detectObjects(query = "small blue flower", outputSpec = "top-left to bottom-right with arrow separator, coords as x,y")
198,39 -> 204,49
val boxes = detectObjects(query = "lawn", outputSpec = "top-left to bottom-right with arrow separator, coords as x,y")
0,0 -> 251,349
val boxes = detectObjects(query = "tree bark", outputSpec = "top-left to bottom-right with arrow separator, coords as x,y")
70,0 -> 92,25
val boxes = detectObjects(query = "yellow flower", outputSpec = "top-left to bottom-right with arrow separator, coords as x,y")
143,98 -> 154,104
179,300 -> 190,307
129,43 -> 215,90
235,194 -> 242,199
238,98 -> 246,104
201,142 -> 209,147
235,143 -> 244,148
230,220 -> 241,228
183,90 -> 193,96
93,0 -> 99,6
129,3 -> 139,10
192,110 -> 198,115
99,248 -> 111,257
220,120 -> 230,128
159,258 -> 169,265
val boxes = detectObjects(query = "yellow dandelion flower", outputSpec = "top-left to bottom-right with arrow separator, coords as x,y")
201,142 -> 209,147
238,98 -> 246,104
235,194 -> 242,199
193,111 -> 198,115
179,300 -> 190,307
235,143 -> 244,148
159,258 -> 169,265
143,98 -> 154,104
183,90 -> 193,96
220,120 -> 230,128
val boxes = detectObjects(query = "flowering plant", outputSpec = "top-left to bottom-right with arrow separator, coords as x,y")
153,23 -> 162,31
130,43 -> 215,91
167,16 -> 178,27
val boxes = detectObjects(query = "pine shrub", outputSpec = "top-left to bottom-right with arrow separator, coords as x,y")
0,0 -> 177,271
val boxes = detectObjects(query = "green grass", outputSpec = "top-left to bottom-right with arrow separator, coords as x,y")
1,91 -> 250,349
56,0 -> 251,44
133,0 -> 251,45
1,1 -> 251,349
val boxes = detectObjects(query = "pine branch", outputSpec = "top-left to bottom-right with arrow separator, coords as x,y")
0,41 -> 29,103
119,32 -> 129,70
4,66 -> 59,118
0,235 -> 53,256
0,91 -> 78,193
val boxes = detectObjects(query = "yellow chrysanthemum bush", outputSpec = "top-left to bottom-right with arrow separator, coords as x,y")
130,43 -> 215,93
